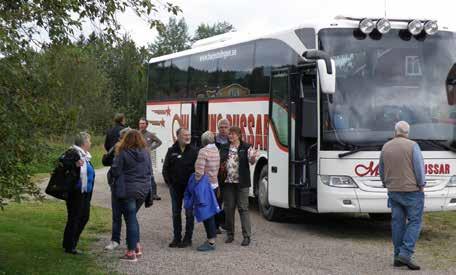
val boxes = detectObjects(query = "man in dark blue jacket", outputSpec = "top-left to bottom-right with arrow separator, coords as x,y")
162,128 -> 198,248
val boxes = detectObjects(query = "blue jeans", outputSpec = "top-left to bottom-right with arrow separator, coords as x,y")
120,198 -> 143,250
388,191 -> 425,260
169,184 -> 194,241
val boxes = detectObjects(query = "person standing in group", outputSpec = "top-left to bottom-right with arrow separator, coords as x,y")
162,128 -> 198,248
214,118 -> 230,233
379,121 -> 426,270
104,113 -> 127,152
111,130 -> 152,262
62,132 -> 95,255
139,117 -> 162,201
194,131 -> 221,252
104,127 -> 130,251
219,126 -> 259,246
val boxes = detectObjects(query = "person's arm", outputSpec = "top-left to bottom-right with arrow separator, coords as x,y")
247,146 -> 258,165
104,130 -> 110,152
412,143 -> 426,188
60,149 -> 81,170
111,152 -> 124,178
162,148 -> 172,185
149,133 -> 162,151
379,150 -> 385,187
194,149 -> 206,182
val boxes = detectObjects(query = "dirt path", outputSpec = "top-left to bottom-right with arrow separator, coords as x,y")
84,168 -> 452,275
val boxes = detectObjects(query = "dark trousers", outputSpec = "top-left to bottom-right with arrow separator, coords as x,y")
223,184 -> 251,238
120,198 -> 144,250
203,215 -> 217,239
214,187 -> 225,229
151,174 -> 158,196
169,184 -> 194,241
111,191 -> 122,243
63,191 -> 91,250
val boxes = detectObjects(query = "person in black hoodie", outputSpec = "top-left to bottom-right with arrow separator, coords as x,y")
112,130 -> 152,262
104,113 -> 126,152
162,128 -> 198,248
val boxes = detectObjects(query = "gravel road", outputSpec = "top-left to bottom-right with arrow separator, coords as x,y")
88,168 -> 452,275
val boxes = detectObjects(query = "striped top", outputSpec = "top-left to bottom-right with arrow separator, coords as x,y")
195,144 -> 220,189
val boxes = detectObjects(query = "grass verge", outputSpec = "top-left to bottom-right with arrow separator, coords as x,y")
0,200 -> 111,275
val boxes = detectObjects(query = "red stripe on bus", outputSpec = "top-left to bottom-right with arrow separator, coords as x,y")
208,96 -> 269,103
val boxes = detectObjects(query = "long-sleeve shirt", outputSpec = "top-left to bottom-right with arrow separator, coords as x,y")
379,138 -> 426,191
195,144 -> 220,189
141,130 -> 162,151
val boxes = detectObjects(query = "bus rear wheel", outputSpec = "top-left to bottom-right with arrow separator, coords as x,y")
258,166 -> 282,221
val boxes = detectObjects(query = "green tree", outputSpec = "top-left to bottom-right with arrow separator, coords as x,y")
192,21 -> 235,42
148,17 -> 191,57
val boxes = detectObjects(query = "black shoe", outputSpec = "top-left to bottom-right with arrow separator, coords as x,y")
65,248 -> 83,255
152,195 -> 161,201
169,239 -> 181,248
241,237 -> 251,246
216,228 -> 222,235
178,239 -> 192,248
225,236 -> 234,244
397,256 -> 421,270
393,259 -> 406,267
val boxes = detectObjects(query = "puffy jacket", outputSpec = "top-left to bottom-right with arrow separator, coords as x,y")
112,148 -> 152,200
219,141 -> 252,188
184,174 -> 220,222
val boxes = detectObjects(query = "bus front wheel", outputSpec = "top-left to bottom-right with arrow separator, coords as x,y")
258,166 -> 282,221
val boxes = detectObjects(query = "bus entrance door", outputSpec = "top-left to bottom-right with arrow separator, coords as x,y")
191,101 -> 208,147
289,65 -> 318,210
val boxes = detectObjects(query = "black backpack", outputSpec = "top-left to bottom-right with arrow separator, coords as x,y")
45,149 -> 80,200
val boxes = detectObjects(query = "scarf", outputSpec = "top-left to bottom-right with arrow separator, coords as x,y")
72,145 -> 92,193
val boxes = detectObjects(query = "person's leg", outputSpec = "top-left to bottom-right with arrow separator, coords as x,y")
237,187 -> 252,242
73,193 -> 91,249
197,216 -> 217,251
169,185 -> 182,242
214,187 -> 224,230
122,198 -> 140,251
135,199 -> 143,245
223,184 -> 236,240
388,192 -> 407,258
63,192 -> 83,251
399,192 -> 425,261
111,191 -> 122,244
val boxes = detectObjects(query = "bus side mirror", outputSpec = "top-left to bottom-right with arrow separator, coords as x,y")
303,50 -> 336,94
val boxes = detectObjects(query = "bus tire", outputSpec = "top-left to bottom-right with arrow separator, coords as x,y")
258,165 -> 282,221
369,213 -> 391,221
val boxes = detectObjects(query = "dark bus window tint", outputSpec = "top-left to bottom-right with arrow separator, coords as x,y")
252,39 -> 300,94
170,57 -> 189,99
157,61 -> 171,98
147,62 -> 160,100
189,52 -> 219,99
218,43 -> 254,97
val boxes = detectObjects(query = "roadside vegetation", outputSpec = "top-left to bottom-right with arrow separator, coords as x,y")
0,201 -> 111,275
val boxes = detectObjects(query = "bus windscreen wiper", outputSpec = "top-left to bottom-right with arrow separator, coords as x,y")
412,139 -> 456,153
338,145 -> 383,158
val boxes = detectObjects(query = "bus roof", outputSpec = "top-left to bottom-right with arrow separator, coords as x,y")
148,17 -> 456,64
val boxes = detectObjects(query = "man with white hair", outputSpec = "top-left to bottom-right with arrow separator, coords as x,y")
379,121 -> 426,270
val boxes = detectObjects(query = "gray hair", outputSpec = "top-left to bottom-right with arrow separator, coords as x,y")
217,118 -> 230,128
74,132 -> 91,147
395,121 -> 410,137
201,131 -> 215,147
119,127 -> 131,139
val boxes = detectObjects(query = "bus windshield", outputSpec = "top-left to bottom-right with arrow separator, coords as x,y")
319,28 -> 456,151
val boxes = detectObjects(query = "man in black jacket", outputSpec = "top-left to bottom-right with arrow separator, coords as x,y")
104,113 -> 126,152
162,128 -> 198,248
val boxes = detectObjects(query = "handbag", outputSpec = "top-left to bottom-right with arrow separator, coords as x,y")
45,165 -> 74,200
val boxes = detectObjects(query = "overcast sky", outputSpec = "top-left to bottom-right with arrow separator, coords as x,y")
113,0 -> 456,47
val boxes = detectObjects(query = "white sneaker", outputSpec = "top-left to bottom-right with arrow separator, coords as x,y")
104,241 -> 120,251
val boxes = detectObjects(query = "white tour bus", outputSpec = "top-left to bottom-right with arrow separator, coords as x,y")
146,16 -> 456,220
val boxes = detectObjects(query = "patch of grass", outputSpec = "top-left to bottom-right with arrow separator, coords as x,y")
28,136 -> 106,175
419,211 -> 456,269
0,200 -> 111,275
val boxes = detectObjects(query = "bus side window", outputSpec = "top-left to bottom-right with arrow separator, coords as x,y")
301,68 -> 317,138
446,63 -> 456,105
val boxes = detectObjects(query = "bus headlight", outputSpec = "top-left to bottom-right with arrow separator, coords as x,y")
359,18 -> 375,34
408,19 -> 424,35
447,176 -> 456,187
424,20 -> 438,35
376,18 -> 391,34
321,175 -> 358,188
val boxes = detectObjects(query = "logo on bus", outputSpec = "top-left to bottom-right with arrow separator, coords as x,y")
354,161 -> 451,177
